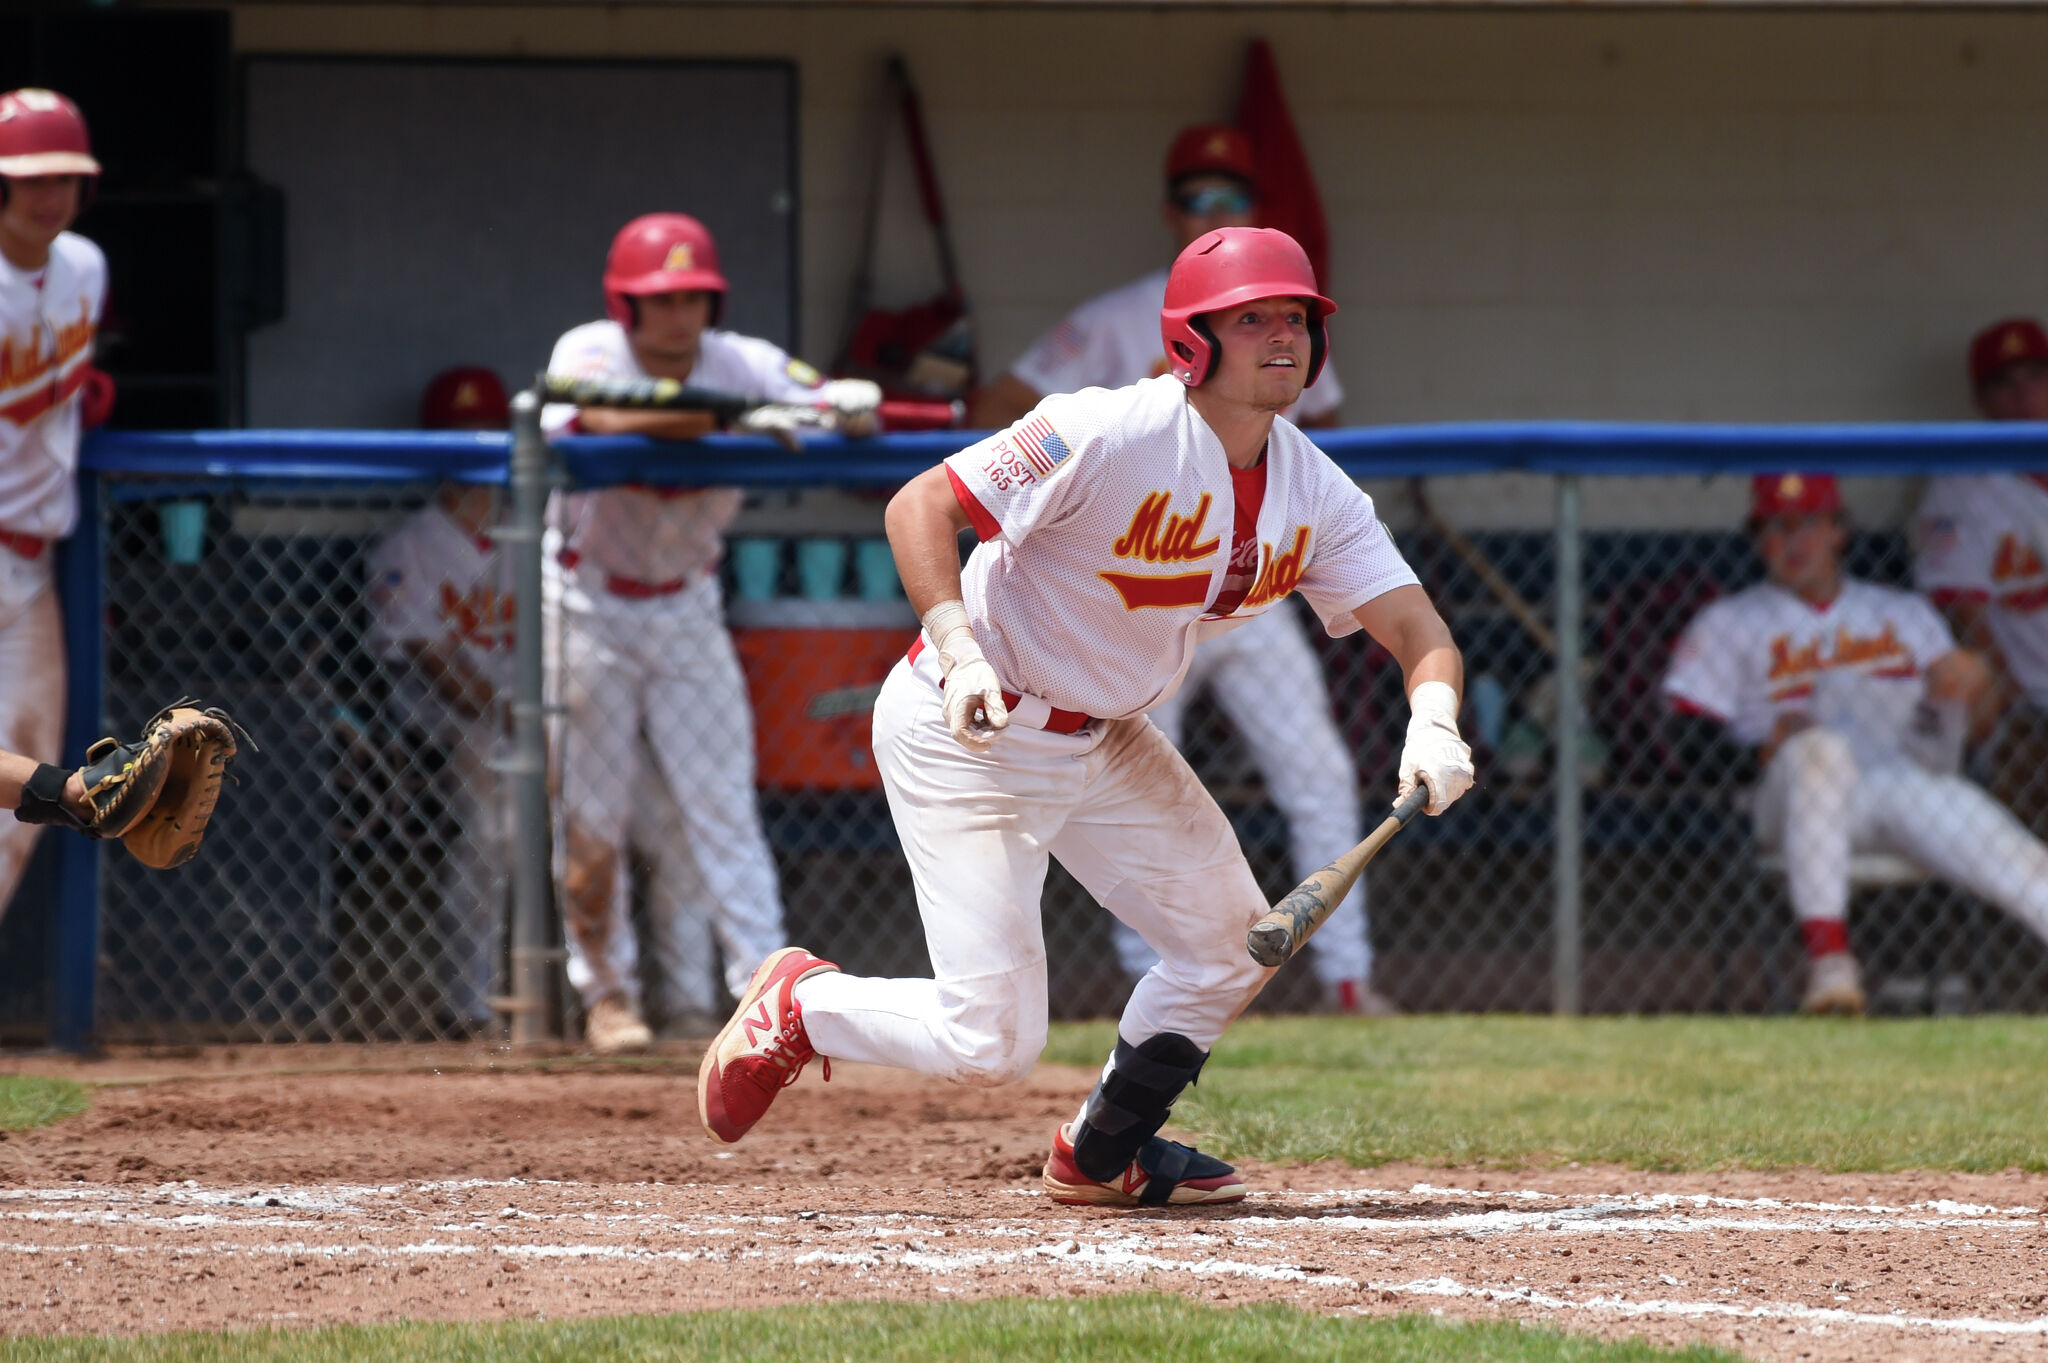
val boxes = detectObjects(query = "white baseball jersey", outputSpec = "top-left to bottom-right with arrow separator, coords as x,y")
366,502 -> 515,695
943,374 -> 1416,720
542,320 -> 824,586
1915,474 -> 2048,708
1010,267 -> 1343,423
0,232 -> 105,539
1664,578 -> 1955,769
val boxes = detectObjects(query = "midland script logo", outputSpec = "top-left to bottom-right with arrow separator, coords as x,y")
1994,534 -> 2048,611
1241,526 -> 1311,611
1765,622 -> 1916,699
0,297 -> 97,427
1101,491 -> 1218,609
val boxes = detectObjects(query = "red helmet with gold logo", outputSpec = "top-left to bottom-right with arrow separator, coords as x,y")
602,214 -> 729,329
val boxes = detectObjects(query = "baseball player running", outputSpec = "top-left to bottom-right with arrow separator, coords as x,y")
975,125 -> 1386,1013
1666,474 -> 2048,1014
1915,318 -> 2048,827
543,213 -> 880,1055
365,367 -> 516,1034
0,88 -> 110,924
699,227 -> 1474,1207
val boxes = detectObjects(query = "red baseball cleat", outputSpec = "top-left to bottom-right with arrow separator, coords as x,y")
698,947 -> 839,1144
1041,1122 -> 1246,1207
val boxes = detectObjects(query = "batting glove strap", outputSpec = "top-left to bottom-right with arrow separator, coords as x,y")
13,762 -> 91,834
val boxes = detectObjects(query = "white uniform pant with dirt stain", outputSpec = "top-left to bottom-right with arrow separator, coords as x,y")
1756,727 -> 2048,944
794,650 -> 1275,1087
1117,603 -> 1371,988
555,574 -> 786,1010
0,548 -> 63,927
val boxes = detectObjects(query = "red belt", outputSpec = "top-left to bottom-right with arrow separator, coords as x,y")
0,530 -> 47,560
906,637 -> 1094,734
605,574 -> 687,599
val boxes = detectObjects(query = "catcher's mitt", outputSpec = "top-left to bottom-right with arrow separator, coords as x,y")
15,703 -> 245,870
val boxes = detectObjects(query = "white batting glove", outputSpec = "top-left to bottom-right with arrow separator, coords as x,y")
923,600 -> 1009,752
735,404 -> 810,452
819,378 -> 883,438
1398,680 -> 1475,816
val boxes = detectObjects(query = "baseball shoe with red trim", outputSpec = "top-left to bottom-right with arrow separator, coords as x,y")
1041,1122 -> 1246,1207
697,947 -> 839,1144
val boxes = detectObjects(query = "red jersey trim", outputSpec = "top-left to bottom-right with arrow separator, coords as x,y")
945,465 -> 1001,542
1667,695 -> 1730,723
1928,587 -> 1991,606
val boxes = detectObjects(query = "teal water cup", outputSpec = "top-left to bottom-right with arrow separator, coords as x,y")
160,500 -> 207,565
854,538 -> 900,601
731,538 -> 783,601
796,538 -> 848,602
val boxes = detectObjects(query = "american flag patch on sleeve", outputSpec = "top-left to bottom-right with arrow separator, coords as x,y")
1011,415 -> 1072,476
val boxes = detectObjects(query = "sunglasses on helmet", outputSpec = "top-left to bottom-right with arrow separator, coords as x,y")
1173,185 -> 1254,217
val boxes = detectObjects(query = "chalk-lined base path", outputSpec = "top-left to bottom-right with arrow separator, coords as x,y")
2,1050 -> 2045,1361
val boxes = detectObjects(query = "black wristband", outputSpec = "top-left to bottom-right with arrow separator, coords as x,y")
14,763 -> 88,832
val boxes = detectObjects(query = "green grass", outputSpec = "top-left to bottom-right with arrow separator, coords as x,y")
0,1074 -> 87,1131
0,1296 -> 1739,1362
1042,1014 -> 2048,1173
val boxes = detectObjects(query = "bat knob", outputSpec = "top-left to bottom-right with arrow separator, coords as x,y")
1246,922 -> 1294,968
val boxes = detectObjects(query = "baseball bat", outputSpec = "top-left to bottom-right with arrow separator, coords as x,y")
538,372 -> 754,420
1246,779 -> 1432,968
537,374 -> 961,433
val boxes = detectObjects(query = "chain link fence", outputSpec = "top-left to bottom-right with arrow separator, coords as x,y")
72,447 -> 2048,1044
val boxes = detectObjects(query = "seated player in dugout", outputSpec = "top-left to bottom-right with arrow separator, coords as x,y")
1663,474 -> 2048,1016
974,125 -> 1386,1016
1914,318 -> 2048,832
541,214 -> 882,1056
698,228 -> 1474,1207
362,366 -> 516,1036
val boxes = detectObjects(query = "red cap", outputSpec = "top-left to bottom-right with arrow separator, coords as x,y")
1969,318 -> 2048,388
1161,226 -> 1335,388
1750,473 -> 1842,521
1165,124 -> 1255,186
603,213 -> 728,328
0,88 -> 100,179
420,366 -> 509,430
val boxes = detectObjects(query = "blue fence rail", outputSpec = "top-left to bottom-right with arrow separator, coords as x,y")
44,420 -> 2048,1049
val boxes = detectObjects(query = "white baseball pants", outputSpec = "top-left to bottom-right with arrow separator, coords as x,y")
0,549 -> 63,927
1123,603 -> 1371,988
794,650 -> 1275,1087
1756,726 -> 2048,943
555,574 -> 786,1010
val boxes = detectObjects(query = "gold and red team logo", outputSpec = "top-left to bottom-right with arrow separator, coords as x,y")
1764,622 -> 1916,701
1097,488 -> 1309,612
0,295 -> 97,427
662,243 -> 694,272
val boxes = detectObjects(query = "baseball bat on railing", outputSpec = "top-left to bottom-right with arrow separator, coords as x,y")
535,373 -> 963,432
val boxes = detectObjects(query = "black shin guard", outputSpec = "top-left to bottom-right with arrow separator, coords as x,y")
1070,1031 -> 1208,1183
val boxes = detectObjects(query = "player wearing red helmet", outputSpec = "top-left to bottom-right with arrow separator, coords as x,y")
0,88 -> 110,924
976,132 -> 1385,1017
541,214 -> 879,1055
696,226 -> 1471,1206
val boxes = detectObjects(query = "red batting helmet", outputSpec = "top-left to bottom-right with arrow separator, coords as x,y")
0,89 -> 100,207
1160,227 -> 1336,388
419,366 -> 510,431
1749,473 -> 1842,522
1969,318 -> 2048,389
603,214 -> 729,329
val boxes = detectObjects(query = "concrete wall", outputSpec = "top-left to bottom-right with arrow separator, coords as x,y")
213,3 -> 2048,426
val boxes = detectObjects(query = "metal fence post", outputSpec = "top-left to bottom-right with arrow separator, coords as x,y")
1552,473 -> 1584,1015
507,392 -> 554,1045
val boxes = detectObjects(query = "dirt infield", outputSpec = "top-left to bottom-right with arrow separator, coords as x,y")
4,1046 -> 2047,1361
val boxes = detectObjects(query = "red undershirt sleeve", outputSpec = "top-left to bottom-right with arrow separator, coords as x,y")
945,464 -> 1002,543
